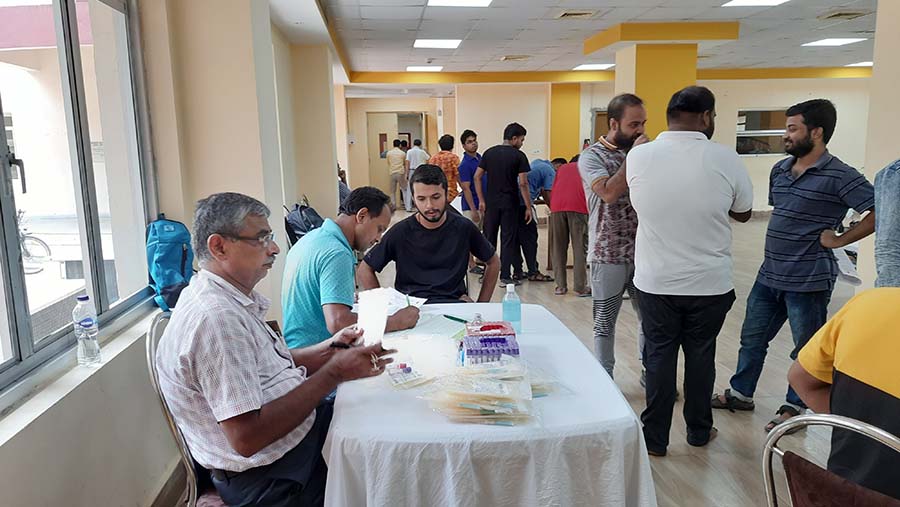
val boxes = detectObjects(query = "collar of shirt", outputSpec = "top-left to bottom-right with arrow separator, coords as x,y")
656,130 -> 709,142
199,270 -> 271,320
463,152 -> 481,162
321,218 -> 353,253
778,149 -> 834,175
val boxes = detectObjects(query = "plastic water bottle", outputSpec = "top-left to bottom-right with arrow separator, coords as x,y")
73,295 -> 101,366
502,284 -> 522,333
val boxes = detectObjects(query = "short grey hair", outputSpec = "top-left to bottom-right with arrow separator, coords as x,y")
192,192 -> 270,263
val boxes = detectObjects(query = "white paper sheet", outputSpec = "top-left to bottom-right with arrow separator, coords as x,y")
357,288 -> 390,346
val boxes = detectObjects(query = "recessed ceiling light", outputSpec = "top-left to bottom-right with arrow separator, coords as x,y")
414,39 -> 462,49
427,0 -> 492,6
407,66 -> 444,72
802,38 -> 866,47
845,61 -> 873,67
573,63 -> 615,71
722,0 -> 790,6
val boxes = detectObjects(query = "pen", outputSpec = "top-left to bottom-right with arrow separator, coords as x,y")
406,295 -> 410,307
329,341 -> 351,349
443,314 -> 467,324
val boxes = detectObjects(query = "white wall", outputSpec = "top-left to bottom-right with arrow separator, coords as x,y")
0,324 -> 177,507
456,83 -> 550,161
703,78 -> 870,210
272,24 -> 296,208
583,78 -> 871,210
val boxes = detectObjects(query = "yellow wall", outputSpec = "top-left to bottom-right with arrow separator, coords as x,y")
345,97 -> 439,187
366,112 -> 399,196
455,83 -> 550,161
630,44 -> 698,138
334,84 -> 350,173
550,83 -> 581,161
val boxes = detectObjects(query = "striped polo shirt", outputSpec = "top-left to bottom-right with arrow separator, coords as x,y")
798,288 -> 900,499
757,151 -> 874,292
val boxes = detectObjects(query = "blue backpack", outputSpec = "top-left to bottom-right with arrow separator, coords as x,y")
146,214 -> 194,311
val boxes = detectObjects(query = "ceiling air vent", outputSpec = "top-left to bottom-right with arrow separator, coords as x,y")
500,55 -> 531,61
817,10 -> 871,22
555,10 -> 595,20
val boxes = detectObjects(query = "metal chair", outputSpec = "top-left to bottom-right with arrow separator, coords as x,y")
146,311 -> 224,507
763,413 -> 900,507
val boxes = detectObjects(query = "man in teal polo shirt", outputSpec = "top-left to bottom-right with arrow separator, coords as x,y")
282,187 -> 419,348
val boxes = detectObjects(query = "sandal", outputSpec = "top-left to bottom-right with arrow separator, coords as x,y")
554,287 -> 568,296
527,272 -> 554,282
765,405 -> 802,434
575,290 -> 592,298
469,265 -> 485,275
711,389 -> 755,411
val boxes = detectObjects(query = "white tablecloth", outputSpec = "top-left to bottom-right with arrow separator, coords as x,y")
323,303 -> 657,507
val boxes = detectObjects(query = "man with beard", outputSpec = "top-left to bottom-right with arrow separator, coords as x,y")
578,93 -> 648,379
282,187 -> 419,349
627,86 -> 753,456
358,164 -> 500,304
713,98 -> 876,433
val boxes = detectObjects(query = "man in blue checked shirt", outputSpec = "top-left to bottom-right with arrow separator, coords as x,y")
713,99 -> 876,433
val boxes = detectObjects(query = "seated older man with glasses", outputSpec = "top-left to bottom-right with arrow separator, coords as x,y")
155,192 -> 395,507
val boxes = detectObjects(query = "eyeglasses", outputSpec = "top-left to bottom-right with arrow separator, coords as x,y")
224,232 -> 277,248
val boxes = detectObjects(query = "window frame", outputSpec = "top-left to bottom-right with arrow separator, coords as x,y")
0,0 -> 157,392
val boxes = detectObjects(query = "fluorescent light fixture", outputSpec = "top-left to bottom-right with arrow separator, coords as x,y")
414,39 -> 462,49
407,66 -> 444,72
428,0 -> 492,6
573,63 -> 615,71
845,61 -> 873,67
722,0 -> 790,6
802,38 -> 866,47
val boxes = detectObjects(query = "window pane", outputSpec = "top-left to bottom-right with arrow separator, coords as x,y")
80,0 -> 148,306
0,1 -> 90,344
737,135 -> 786,155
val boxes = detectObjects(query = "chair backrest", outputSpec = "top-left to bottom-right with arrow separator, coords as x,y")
146,311 -> 200,507
763,413 -> 900,507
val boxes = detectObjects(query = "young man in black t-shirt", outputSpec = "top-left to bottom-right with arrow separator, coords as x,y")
473,122 -> 533,285
358,165 -> 500,304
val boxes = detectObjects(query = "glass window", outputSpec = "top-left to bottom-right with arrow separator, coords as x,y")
737,109 -> 787,156
0,0 -> 153,391
81,0 -> 148,306
0,1 -> 90,345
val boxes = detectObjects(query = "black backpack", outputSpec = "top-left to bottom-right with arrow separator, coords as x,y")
284,198 -> 324,247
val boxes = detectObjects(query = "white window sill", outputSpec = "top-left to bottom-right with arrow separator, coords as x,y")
0,300 -> 158,445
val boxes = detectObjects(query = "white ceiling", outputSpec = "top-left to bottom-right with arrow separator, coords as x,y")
320,0 -> 877,72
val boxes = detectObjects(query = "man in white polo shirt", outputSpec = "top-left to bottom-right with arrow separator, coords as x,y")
626,86 -> 753,457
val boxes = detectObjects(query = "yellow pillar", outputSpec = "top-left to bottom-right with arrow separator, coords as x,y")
858,0 -> 900,288
615,44 -> 698,139
549,83 -> 582,161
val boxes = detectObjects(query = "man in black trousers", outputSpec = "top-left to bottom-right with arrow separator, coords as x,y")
474,122 -> 533,286
625,86 -> 754,456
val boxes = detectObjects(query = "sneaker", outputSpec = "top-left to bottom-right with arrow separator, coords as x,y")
499,278 -> 522,286
711,389 -> 755,411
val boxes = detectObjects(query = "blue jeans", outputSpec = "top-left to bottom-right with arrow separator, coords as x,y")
875,159 -> 900,288
729,281 -> 831,407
